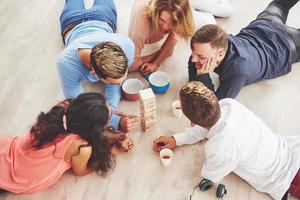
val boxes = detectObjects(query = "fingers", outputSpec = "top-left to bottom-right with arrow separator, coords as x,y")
203,58 -> 212,73
119,113 -> 141,133
127,117 -> 140,129
153,136 -> 176,152
199,58 -> 217,74
140,64 -> 150,74
113,111 -> 127,117
209,58 -> 217,71
119,138 -> 134,152
140,63 -> 148,71
127,114 -> 141,120
153,140 -> 160,152
142,67 -> 152,75
140,63 -> 158,75
126,139 -> 134,150
153,137 -> 167,152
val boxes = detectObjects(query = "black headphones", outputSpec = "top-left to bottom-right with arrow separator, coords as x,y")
189,179 -> 227,199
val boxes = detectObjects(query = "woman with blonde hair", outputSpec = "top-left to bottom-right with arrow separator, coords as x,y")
128,0 -> 232,74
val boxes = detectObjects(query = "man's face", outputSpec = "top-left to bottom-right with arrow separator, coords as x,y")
158,10 -> 174,34
191,42 -> 223,70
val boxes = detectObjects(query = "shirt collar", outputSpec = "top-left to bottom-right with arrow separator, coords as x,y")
202,110 -> 226,140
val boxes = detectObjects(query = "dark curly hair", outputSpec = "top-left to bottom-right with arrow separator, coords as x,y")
29,93 -> 114,175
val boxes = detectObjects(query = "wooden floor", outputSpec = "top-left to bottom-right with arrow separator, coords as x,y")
0,0 -> 299,199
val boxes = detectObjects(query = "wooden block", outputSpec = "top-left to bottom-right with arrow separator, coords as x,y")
142,111 -> 156,118
140,99 -> 156,107
139,89 -> 156,116
139,101 -> 156,112
140,100 -> 156,107
143,118 -> 156,125
144,118 -> 156,125
141,118 -> 156,127
141,117 -> 156,131
139,88 -> 155,101
140,105 -> 156,113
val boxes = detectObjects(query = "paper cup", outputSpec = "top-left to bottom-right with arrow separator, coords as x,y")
159,148 -> 173,166
172,100 -> 182,117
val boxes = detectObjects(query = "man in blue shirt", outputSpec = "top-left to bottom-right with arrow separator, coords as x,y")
188,0 -> 300,99
57,0 -> 138,132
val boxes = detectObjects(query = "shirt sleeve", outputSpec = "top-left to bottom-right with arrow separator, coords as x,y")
201,138 -> 239,183
105,83 -> 121,129
173,125 -> 206,146
216,73 -> 248,99
123,38 -> 135,67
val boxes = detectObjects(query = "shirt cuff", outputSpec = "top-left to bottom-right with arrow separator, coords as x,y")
109,114 -> 121,130
172,132 -> 187,146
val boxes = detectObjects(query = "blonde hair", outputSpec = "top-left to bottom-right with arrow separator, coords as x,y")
90,42 -> 128,79
180,81 -> 220,128
145,0 -> 195,39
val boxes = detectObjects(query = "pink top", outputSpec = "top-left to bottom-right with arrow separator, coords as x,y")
0,133 -> 79,193
128,0 -> 177,59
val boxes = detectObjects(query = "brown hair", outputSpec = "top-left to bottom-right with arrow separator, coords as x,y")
30,93 -> 114,175
145,0 -> 195,39
191,24 -> 228,50
90,42 -> 128,79
180,81 -> 220,128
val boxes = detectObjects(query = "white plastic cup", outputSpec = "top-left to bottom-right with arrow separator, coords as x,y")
172,100 -> 183,117
159,148 -> 173,166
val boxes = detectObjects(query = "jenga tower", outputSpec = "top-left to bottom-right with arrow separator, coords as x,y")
138,88 -> 156,131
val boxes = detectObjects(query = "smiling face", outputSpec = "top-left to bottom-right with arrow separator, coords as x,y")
190,25 -> 228,69
191,42 -> 226,70
158,10 -> 174,34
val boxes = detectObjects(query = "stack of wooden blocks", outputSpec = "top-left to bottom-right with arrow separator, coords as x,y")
139,88 -> 156,131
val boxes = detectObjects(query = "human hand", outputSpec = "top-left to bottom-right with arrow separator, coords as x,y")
153,136 -> 176,152
140,63 -> 159,75
196,57 -> 218,75
111,137 -> 134,154
119,114 -> 140,133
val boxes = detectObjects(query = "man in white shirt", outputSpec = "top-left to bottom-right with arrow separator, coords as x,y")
153,81 -> 300,200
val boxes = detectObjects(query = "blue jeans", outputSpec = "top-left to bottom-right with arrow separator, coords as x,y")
256,0 -> 300,63
59,0 -> 117,37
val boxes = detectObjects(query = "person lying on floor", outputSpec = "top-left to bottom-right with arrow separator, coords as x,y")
0,93 -> 133,194
188,0 -> 300,99
154,81 -> 300,200
57,0 -> 139,133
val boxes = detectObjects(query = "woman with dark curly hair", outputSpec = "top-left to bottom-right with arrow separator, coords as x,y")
0,92 -> 133,194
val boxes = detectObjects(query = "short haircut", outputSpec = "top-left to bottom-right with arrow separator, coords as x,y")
190,24 -> 228,50
180,81 -> 220,128
90,42 -> 128,79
